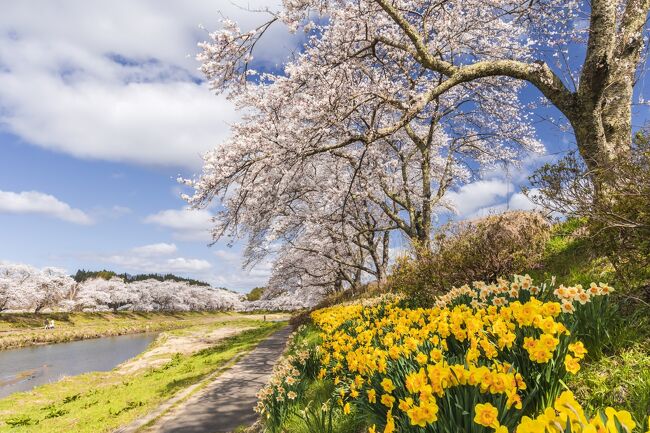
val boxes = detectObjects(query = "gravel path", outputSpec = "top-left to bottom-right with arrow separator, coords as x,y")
147,325 -> 291,433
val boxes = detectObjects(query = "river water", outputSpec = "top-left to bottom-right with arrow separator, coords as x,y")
0,333 -> 157,399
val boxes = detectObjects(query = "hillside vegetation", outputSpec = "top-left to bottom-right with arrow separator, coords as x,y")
258,213 -> 649,433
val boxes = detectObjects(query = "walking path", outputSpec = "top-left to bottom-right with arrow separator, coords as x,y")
143,325 -> 292,433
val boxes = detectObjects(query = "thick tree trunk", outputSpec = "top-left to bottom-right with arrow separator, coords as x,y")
572,62 -> 637,195
570,0 -> 647,173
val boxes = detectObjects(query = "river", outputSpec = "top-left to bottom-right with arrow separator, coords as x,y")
0,333 -> 157,399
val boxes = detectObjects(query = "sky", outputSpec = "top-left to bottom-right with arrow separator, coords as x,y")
0,1 -> 646,291
0,1 -> 297,290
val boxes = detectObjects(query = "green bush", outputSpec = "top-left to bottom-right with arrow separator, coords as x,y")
246,287 -> 266,301
529,129 -> 650,293
390,211 -> 551,305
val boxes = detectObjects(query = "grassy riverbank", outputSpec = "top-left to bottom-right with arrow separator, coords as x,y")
0,311 -> 284,350
0,318 -> 286,433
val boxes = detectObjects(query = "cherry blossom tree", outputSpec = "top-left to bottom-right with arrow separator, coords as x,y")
0,264 -> 76,313
182,0 -> 650,300
75,277 -> 138,312
195,0 -> 649,201
261,155 -> 394,287
27,268 -> 76,313
183,285 -> 242,311
0,263 -> 244,313
183,0 -> 570,297
0,263 -> 31,311
0,269 -> 16,312
268,220 -> 378,295
150,280 -> 191,311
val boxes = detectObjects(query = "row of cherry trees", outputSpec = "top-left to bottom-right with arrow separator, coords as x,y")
0,263 -> 241,313
185,0 -> 650,295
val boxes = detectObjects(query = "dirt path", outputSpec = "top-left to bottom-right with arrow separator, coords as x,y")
118,326 -> 255,374
140,326 -> 292,433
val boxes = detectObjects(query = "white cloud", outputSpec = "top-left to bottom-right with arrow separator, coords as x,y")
166,257 -> 212,272
0,1 -> 299,168
144,208 -> 213,241
95,244 -> 212,274
209,260 -> 272,289
0,190 -> 93,225
103,253 -> 212,274
467,190 -> 542,219
445,179 -> 512,218
508,191 -> 540,212
214,249 -> 241,262
0,71 -> 238,167
131,242 -> 177,256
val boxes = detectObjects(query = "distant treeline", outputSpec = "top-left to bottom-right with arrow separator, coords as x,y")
73,269 -> 211,287
246,287 -> 266,301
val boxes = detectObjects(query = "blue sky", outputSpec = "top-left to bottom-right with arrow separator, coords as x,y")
0,1 -> 647,291
0,1 -> 292,290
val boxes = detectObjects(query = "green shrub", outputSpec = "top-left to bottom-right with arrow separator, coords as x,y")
529,130 -> 650,292
5,415 -> 34,427
246,287 -> 266,301
391,211 -> 551,305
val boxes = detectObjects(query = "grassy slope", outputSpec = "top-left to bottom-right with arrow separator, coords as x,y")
0,319 -> 286,433
525,219 -> 616,287
269,325 -> 365,433
276,220 -> 650,432
526,219 -> 650,426
0,311 -> 253,350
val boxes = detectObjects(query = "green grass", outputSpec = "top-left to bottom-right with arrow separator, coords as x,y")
0,321 -> 286,433
0,311 -> 248,350
263,323 -> 365,433
571,302 -> 650,428
526,218 -> 617,287
569,340 -> 650,429
280,380 -> 365,433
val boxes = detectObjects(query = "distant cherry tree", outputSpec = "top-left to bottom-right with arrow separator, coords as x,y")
0,264 -> 75,313
75,277 -> 137,312
0,262 -> 243,313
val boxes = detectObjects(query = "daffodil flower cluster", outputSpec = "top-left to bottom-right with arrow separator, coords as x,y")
311,277 -> 613,433
515,390 -> 644,433
255,328 -> 316,432
435,275 -> 613,315
467,391 -> 648,433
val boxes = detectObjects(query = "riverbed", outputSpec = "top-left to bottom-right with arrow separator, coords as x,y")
0,333 -> 157,398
